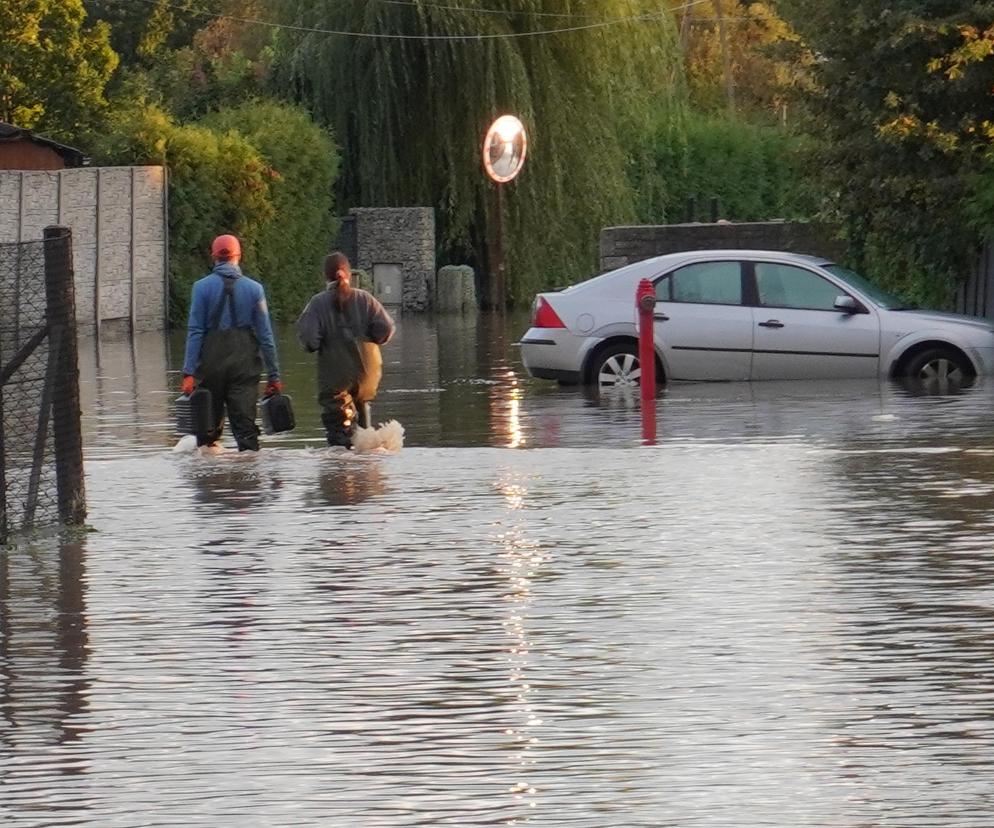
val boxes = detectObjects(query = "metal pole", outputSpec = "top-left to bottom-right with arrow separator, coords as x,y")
488,183 -> 505,312
43,226 -> 86,526
495,183 -> 506,313
637,278 -> 657,445
24,324 -> 57,528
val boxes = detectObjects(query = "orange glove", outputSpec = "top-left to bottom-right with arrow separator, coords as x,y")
181,375 -> 195,396
264,379 -> 283,398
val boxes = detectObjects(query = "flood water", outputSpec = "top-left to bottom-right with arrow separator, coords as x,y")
5,313 -> 994,826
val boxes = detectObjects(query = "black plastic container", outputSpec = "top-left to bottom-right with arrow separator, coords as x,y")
261,393 -> 295,434
176,387 -> 214,441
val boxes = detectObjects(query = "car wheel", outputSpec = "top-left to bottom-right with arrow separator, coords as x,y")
593,343 -> 644,389
903,347 -> 974,386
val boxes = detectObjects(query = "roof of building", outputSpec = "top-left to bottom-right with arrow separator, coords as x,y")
0,122 -> 89,167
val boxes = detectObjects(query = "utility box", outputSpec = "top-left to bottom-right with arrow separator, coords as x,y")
372,262 -> 404,306
347,207 -> 435,311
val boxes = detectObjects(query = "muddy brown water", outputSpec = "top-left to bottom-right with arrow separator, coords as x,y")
4,313 -> 994,826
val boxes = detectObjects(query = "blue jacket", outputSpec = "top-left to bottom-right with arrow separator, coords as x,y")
182,263 -> 280,379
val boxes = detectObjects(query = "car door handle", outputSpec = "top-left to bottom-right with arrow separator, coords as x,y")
654,313 -> 670,321
758,319 -> 784,329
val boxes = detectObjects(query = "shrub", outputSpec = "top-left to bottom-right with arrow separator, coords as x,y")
92,99 -> 339,322
92,103 -> 273,322
637,112 -> 819,224
200,100 -> 339,319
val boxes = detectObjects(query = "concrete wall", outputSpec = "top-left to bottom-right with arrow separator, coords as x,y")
350,207 -> 435,311
600,221 -> 845,272
0,167 -> 167,335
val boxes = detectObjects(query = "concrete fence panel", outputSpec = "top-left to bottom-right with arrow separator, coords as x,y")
0,167 -> 167,336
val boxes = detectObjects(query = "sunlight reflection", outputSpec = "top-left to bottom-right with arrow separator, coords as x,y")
497,474 -> 547,822
507,372 -> 525,448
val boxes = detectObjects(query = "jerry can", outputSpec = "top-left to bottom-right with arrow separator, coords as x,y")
176,387 -> 214,441
261,392 -> 295,434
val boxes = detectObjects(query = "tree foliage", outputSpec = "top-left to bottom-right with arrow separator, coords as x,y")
671,1 -> 812,122
774,0 -> 994,306
0,0 -> 118,138
636,111 -> 818,224
201,101 -> 340,317
92,98 -> 338,322
84,0 -> 223,66
86,0 -> 274,120
277,0 -> 685,302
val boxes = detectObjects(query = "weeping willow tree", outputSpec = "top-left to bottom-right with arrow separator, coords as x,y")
277,0 -> 685,305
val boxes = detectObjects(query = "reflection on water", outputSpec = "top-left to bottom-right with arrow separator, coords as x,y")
2,539 -> 90,790
5,314 -> 994,825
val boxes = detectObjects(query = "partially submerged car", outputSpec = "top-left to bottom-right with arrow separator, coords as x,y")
520,250 -> 994,387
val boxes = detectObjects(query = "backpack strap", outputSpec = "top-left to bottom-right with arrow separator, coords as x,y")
208,278 -> 237,330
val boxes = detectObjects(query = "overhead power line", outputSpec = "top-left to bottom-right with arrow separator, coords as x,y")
375,0 -> 619,20
106,0 -> 713,41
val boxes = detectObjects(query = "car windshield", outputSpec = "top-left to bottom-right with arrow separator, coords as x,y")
823,264 -> 914,310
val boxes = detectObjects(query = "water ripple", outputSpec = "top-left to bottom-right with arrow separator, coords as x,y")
5,320 -> 994,825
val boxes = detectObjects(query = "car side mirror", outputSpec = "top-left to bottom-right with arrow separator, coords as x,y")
834,295 -> 859,314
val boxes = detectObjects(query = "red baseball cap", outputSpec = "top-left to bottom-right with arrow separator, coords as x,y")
211,234 -> 241,259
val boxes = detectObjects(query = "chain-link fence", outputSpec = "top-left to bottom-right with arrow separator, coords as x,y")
0,227 -> 86,542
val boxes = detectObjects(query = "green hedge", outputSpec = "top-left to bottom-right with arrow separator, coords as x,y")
92,99 -> 338,323
200,101 -> 339,319
637,112 -> 819,224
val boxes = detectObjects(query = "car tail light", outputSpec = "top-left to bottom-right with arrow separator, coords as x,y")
533,296 -> 566,329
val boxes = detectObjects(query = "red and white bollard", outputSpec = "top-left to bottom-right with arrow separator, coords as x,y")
636,279 -> 657,445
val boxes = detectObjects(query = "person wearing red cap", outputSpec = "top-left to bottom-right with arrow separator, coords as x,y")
181,234 -> 282,451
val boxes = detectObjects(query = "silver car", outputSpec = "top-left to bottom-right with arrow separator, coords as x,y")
520,250 -> 994,387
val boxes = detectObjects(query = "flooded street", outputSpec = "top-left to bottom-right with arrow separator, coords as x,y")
5,313 -> 994,826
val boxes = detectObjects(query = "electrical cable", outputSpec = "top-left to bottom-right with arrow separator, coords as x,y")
102,0 -> 712,41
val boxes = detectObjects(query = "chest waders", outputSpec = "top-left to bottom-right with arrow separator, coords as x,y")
316,300 -> 367,448
198,278 -> 263,451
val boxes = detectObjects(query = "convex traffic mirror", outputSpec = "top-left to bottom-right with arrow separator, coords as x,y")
483,115 -> 527,183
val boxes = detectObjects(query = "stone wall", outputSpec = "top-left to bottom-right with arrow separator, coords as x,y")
599,221 -> 845,272
0,167 -> 167,335
350,207 -> 435,311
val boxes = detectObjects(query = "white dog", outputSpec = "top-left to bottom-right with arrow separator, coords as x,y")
352,404 -> 405,453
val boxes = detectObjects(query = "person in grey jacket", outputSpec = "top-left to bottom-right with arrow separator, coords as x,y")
296,252 -> 395,448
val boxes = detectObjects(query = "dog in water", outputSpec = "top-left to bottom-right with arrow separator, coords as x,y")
172,434 -> 225,454
351,404 -> 404,453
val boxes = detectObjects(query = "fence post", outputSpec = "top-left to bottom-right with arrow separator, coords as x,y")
685,196 -> 696,223
0,385 -> 6,543
43,226 -> 86,526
